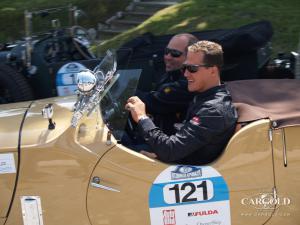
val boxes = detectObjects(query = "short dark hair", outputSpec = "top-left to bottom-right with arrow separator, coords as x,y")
188,40 -> 223,70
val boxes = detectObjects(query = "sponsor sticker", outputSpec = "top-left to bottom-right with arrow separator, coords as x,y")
196,221 -> 221,225
171,166 -> 202,180
188,209 -> 219,217
0,153 -> 16,174
149,166 -> 231,225
20,196 -> 44,225
56,62 -> 87,96
163,209 -> 176,225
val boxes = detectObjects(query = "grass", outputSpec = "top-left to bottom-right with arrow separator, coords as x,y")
2,0 -> 299,55
0,0 -> 130,42
96,0 -> 300,56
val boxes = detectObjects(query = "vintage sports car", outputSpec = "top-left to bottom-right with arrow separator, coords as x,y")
0,51 -> 299,225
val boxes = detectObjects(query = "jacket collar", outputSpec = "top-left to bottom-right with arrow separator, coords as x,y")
167,69 -> 183,81
193,84 -> 226,103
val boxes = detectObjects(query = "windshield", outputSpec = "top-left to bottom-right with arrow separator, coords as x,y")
71,49 -> 141,136
100,69 -> 141,141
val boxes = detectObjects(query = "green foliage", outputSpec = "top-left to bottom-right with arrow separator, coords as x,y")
97,0 -> 300,55
2,0 -> 299,55
0,0 -> 130,42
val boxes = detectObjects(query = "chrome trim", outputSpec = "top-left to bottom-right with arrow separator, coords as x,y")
268,129 -> 273,142
71,50 -> 118,127
281,128 -> 288,167
91,182 -> 120,192
106,131 -> 112,146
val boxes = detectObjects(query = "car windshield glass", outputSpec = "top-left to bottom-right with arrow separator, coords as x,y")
100,69 -> 141,141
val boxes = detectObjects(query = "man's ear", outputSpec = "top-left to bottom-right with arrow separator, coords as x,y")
210,66 -> 219,77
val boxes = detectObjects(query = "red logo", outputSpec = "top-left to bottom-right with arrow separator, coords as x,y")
163,209 -> 176,225
191,116 -> 201,125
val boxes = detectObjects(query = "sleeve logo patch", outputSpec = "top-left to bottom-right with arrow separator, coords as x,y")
164,87 -> 172,94
190,116 -> 201,125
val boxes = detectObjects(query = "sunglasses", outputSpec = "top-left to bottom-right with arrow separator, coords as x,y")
182,63 -> 212,73
164,48 -> 184,58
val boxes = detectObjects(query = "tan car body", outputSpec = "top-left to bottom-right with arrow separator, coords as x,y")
0,94 -> 299,225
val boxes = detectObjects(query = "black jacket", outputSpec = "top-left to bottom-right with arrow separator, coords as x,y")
138,84 -> 238,165
137,69 -> 194,135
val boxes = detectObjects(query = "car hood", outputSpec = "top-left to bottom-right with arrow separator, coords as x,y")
17,95 -> 115,155
20,96 -> 76,147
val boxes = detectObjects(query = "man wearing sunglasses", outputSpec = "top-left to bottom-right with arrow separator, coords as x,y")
137,33 -> 198,135
126,40 -> 237,165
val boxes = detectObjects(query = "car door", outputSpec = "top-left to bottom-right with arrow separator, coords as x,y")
212,119 -> 276,224
87,146 -> 234,225
86,119 -> 276,225
267,125 -> 300,224
87,144 -> 168,225
0,105 -> 29,224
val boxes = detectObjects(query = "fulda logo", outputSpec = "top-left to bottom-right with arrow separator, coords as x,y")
171,166 -> 202,180
188,209 -> 219,217
241,193 -> 291,210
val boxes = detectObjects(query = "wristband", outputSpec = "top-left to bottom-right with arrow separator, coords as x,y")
138,115 -> 149,122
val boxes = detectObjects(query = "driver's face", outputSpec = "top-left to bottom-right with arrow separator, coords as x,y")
164,36 -> 188,72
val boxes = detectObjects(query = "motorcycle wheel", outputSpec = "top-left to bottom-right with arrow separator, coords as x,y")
0,64 -> 34,104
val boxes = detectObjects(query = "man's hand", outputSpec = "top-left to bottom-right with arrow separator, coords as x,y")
140,150 -> 158,159
125,96 -> 147,123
